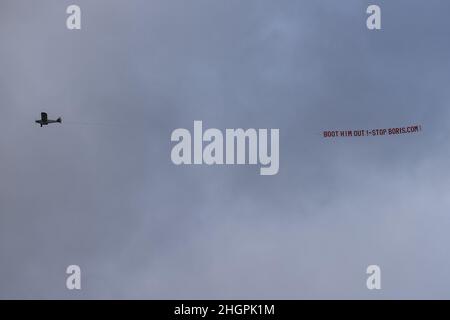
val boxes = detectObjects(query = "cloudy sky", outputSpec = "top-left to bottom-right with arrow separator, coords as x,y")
1,0 -> 450,299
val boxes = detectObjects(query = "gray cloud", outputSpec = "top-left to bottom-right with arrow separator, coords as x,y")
1,0 -> 450,299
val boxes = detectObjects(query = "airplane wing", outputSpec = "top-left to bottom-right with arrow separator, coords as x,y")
41,112 -> 48,122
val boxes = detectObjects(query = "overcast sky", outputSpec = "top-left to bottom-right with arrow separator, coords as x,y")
1,0 -> 450,299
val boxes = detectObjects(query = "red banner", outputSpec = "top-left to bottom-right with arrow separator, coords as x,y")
323,125 -> 422,138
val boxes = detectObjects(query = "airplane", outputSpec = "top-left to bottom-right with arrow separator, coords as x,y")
35,112 -> 62,127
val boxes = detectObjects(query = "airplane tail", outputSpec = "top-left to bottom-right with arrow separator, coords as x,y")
57,117 -> 62,123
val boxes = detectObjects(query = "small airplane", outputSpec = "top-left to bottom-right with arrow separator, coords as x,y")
35,112 -> 62,127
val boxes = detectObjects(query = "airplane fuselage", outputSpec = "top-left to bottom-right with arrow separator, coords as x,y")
35,120 -> 59,127
35,116 -> 62,127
